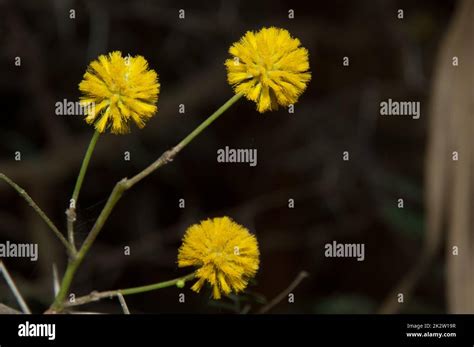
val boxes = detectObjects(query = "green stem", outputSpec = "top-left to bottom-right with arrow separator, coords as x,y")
72,130 -> 101,203
0,173 -> 74,255
121,273 -> 195,295
65,273 -> 196,308
177,93 -> 243,149
66,130 -> 101,253
126,92 -> 243,188
53,179 -> 125,311
50,93 -> 243,312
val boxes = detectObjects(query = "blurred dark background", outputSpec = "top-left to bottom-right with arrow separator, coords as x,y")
0,0 -> 466,314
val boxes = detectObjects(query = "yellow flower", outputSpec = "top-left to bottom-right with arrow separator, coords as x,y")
178,216 -> 260,299
225,27 -> 311,113
79,51 -> 159,134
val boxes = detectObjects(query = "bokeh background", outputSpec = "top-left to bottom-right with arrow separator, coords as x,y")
1,0 -> 472,314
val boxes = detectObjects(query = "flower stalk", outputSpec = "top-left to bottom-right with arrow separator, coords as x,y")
66,130 -> 101,254
63,273 -> 195,308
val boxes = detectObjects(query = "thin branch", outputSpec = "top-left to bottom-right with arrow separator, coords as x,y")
117,293 -> 130,314
66,130 -> 100,255
63,273 -> 195,308
66,216 -> 77,254
52,263 -> 60,296
0,173 -> 75,256
0,261 -> 31,314
124,93 -> 243,188
258,271 -> 309,314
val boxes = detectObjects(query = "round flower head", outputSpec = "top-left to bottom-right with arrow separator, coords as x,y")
178,217 -> 260,299
225,27 -> 311,113
79,51 -> 159,134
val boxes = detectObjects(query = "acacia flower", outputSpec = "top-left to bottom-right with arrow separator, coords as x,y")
225,27 -> 311,113
79,51 -> 159,134
178,216 -> 260,299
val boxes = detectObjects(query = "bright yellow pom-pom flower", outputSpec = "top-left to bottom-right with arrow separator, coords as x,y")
225,27 -> 311,113
178,216 -> 260,299
79,51 -> 159,134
